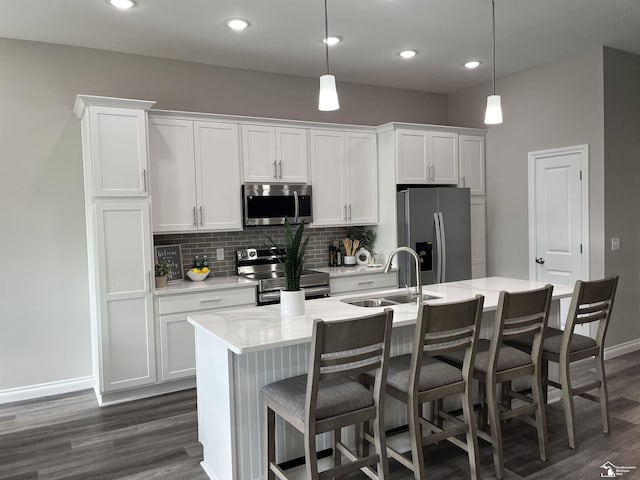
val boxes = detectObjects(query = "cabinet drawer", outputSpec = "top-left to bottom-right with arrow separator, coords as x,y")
330,272 -> 398,295
157,287 -> 255,315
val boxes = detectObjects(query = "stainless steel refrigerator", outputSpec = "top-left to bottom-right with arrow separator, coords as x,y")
397,187 -> 471,286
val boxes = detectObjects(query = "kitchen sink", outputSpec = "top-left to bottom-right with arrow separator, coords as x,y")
341,291 -> 442,308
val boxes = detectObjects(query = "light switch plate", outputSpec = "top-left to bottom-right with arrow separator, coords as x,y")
216,248 -> 225,260
611,237 -> 621,251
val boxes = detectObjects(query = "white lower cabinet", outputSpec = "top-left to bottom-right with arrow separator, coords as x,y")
329,271 -> 399,295
155,287 -> 255,381
470,197 -> 487,278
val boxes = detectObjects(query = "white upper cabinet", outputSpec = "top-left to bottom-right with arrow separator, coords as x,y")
458,135 -> 485,196
148,118 -> 198,231
241,125 -> 308,183
149,116 -> 242,232
430,131 -> 458,184
310,129 -> 378,227
345,132 -> 378,225
88,106 -> 149,197
395,128 -> 458,185
194,121 -> 242,231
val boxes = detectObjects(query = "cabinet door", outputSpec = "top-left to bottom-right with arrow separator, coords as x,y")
148,118 -> 198,232
309,130 -> 347,226
159,313 -> 196,381
95,201 -> 156,392
89,106 -> 149,197
430,131 -> 458,184
459,135 -> 485,196
345,132 -> 378,225
470,197 -> 487,278
194,121 -> 243,231
241,125 -> 277,182
396,130 -> 428,184
276,127 -> 308,183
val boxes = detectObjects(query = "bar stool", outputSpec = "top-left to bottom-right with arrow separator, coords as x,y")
507,276 -> 618,449
262,309 -> 394,480
441,285 -> 553,479
366,295 -> 484,480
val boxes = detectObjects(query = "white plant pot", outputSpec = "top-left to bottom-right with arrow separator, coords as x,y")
280,289 -> 305,317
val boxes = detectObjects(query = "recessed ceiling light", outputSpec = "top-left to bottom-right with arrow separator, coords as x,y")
109,0 -> 136,9
227,19 -> 249,31
323,36 -> 342,46
464,60 -> 481,69
399,50 -> 417,59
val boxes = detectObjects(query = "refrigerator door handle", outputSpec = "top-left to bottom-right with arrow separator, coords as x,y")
434,212 -> 443,283
439,212 -> 447,282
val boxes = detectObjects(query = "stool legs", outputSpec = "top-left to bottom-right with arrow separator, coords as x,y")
531,368 -> 548,461
596,353 -> 611,434
408,398 -> 426,479
264,403 -> 276,480
462,391 -> 481,480
559,359 -> 577,449
486,379 -> 505,480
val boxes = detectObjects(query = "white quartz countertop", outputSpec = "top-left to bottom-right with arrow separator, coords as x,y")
155,275 -> 257,296
314,265 -> 397,277
188,277 -> 574,354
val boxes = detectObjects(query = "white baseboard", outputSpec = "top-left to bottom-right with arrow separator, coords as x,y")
0,375 -> 94,405
604,338 -> 640,360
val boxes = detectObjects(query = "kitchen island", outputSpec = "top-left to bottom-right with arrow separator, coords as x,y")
188,277 -> 573,480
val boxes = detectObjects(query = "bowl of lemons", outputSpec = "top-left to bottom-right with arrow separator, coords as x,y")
187,267 -> 210,281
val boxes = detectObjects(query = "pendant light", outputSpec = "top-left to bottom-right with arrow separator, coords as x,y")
484,0 -> 503,124
318,0 -> 340,111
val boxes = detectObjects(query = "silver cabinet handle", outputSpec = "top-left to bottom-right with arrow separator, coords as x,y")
277,161 -> 282,179
199,299 -> 222,304
142,169 -> 148,193
199,206 -> 204,226
348,204 -> 352,221
293,190 -> 299,223
358,281 -> 375,286
273,160 -> 277,179
148,271 -> 152,293
193,206 -> 197,227
343,204 -> 347,221
461,176 -> 465,187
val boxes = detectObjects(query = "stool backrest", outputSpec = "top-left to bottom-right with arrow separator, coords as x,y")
411,295 -> 484,391
305,309 -> 394,422
564,275 -> 618,354
490,285 -> 553,373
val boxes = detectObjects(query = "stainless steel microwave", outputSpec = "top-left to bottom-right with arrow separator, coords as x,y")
243,184 -> 312,226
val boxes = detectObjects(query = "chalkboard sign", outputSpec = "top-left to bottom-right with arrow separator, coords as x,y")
155,244 -> 184,282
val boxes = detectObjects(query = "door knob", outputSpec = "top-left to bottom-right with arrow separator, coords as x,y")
535,257 -> 545,265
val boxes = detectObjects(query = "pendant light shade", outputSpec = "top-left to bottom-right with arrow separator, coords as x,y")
484,95 -> 503,124
318,0 -> 339,111
484,0 -> 503,125
319,74 -> 340,111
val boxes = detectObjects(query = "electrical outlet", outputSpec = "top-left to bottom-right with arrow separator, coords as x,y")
216,248 -> 225,261
611,237 -> 621,251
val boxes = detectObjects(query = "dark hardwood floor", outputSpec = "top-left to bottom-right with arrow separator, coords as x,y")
1,351 -> 639,480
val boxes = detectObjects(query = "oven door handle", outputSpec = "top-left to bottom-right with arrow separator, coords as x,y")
293,190 -> 299,223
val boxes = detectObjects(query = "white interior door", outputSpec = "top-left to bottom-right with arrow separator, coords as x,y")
528,145 -> 589,330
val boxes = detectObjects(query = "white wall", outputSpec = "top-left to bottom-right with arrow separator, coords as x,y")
0,38 -> 448,392
603,47 -> 640,348
447,48 -> 605,281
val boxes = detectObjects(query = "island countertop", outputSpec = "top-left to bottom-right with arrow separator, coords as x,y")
188,277 -> 574,355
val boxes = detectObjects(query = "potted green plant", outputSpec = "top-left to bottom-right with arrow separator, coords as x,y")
155,262 -> 171,288
266,218 -> 309,317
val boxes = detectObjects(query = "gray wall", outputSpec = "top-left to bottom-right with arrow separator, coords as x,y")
0,38 -> 447,391
448,48 -> 605,282
603,47 -> 640,347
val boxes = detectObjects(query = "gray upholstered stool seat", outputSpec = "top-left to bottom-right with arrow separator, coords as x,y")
262,375 -> 374,422
384,354 -> 463,393
507,327 -> 597,355
440,338 -> 532,373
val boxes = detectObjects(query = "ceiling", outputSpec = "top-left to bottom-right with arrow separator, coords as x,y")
1,0 -> 640,94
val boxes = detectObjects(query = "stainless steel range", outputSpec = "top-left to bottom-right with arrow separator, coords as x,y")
236,247 -> 330,305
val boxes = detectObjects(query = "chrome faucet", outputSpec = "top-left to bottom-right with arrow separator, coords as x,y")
384,247 -> 422,309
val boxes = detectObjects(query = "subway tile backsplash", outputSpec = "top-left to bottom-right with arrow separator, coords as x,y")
154,226 -> 365,277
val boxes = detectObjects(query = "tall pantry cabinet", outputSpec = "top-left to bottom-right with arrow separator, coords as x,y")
74,95 -> 157,405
